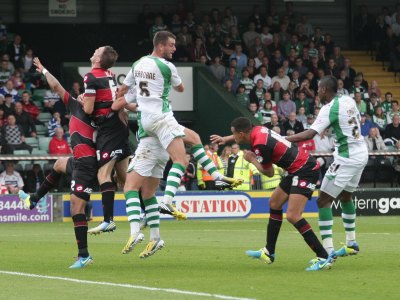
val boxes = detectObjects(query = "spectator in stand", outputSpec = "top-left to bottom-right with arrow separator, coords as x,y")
337,79 -> 349,95
0,16 -> 7,49
263,91 -> 277,111
1,114 -> 32,154
0,59 -> 12,86
282,111 -> 304,136
14,101 -> 36,137
323,33 -> 335,57
296,77 -> 315,100
176,24 -> 193,48
293,57 -> 308,78
338,69 -> 353,91
249,38 -> 268,62
254,49 -> 266,69
296,106 -> 307,128
240,69 -> 255,95
295,90 -> 310,115
268,81 -> 284,103
368,80 -> 382,98
183,12 -> 196,33
264,112 -> 281,130
246,58 -> 256,78
224,6 -> 238,27
0,161 -> 24,194
1,94 -> 15,116
47,111 -> 62,137
21,91 -> 40,122
248,102 -> 262,122
285,34 -> 303,57
381,92 -> 393,114
253,65 -> 271,90
201,15 -> 213,36
229,44 -> 247,71
10,70 -> 25,91
325,58 -> 339,78
311,27 -> 324,46
268,34 -> 285,59
350,76 -> 369,100
367,93 -> 381,116
373,106 -> 387,136
49,127 -> 71,155
22,48 -> 34,73
149,15 -> 167,40
228,26 -> 242,45
318,44 -> 328,68
286,81 -> 297,101
209,56 -> 225,83
69,81 -> 83,98
259,100 -> 274,125
248,5 -> 265,33
0,107 -> 6,127
25,163 -> 45,193
385,114 -> 400,145
278,23 -> 291,45
224,79 -> 235,94
305,114 -> 315,129
249,79 -> 267,107
188,37 -> 207,62
365,127 -> 387,152
260,25 -> 273,47
343,58 -> 356,82
387,100 -> 400,124
236,84 -> 249,108
300,15 -> 314,38
6,34 -> 26,70
269,49 -> 284,76
169,13 -> 182,35
271,67 -> 290,90
205,34 -> 221,61
223,66 -> 240,92
219,145 -> 232,176
354,92 -> 367,114
220,35 -> 234,66
243,22 -> 260,50
277,90 -> 296,122
331,46 -> 345,70
0,80 -> 18,101
360,112 -> 375,137
290,70 -> 301,88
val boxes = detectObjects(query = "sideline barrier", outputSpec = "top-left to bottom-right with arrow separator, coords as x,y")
0,195 -> 53,223
62,189 -> 400,222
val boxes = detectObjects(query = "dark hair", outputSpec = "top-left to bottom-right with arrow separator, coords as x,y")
385,92 -> 392,97
4,93 -> 12,98
231,117 -> 252,133
100,46 -> 118,69
392,100 -> 398,105
319,75 -> 338,93
153,31 -> 176,47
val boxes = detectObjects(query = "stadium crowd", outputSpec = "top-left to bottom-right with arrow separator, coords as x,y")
2,2 -> 400,193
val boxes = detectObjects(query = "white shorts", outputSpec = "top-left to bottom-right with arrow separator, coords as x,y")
321,158 -> 367,198
140,111 -> 185,149
127,137 -> 169,178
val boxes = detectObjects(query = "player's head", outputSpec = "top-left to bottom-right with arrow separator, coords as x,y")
231,117 -> 253,144
318,75 -> 338,103
90,46 -> 118,69
153,31 -> 177,60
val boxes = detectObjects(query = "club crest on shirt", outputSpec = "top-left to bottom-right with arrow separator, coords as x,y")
347,108 -> 355,116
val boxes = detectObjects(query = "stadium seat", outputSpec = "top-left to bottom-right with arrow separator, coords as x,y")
24,164 -> 33,172
38,112 -> 52,123
13,149 -> 30,155
32,149 -> 47,155
35,124 -> 47,136
14,163 -> 24,174
25,137 -> 39,148
38,137 -> 52,152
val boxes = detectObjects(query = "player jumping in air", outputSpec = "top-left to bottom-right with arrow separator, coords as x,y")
212,117 -> 334,271
286,75 -> 367,257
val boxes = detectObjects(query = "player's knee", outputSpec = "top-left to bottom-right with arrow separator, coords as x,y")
53,157 -> 68,173
70,195 -> 87,215
286,212 -> 301,224
269,198 -> 280,210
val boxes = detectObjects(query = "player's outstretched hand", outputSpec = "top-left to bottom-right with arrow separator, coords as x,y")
243,150 -> 256,163
33,57 -> 44,73
210,134 -> 225,145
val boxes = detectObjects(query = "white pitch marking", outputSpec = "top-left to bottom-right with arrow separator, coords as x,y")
0,270 -> 255,300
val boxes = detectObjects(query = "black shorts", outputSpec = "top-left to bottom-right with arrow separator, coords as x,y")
96,114 -> 133,168
279,157 -> 319,200
70,157 -> 98,201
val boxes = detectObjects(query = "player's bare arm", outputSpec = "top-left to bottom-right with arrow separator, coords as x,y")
173,83 -> 184,92
210,134 -> 235,145
82,95 -> 96,114
33,57 -> 66,99
117,84 -> 129,98
285,129 -> 318,143
243,150 -> 274,177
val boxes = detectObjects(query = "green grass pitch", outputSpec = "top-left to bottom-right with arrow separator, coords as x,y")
1,217 -> 399,300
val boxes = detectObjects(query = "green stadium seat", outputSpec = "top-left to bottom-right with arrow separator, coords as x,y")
38,137 -> 52,152
13,150 -> 30,156
35,124 -> 47,136
25,137 -> 39,148
38,112 -> 52,123
32,149 -> 47,155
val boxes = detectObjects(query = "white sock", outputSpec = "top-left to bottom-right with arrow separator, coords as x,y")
129,222 -> 140,236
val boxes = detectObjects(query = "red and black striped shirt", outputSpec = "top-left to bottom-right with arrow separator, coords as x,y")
63,92 -> 96,159
84,68 -> 117,122
250,126 -> 318,174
